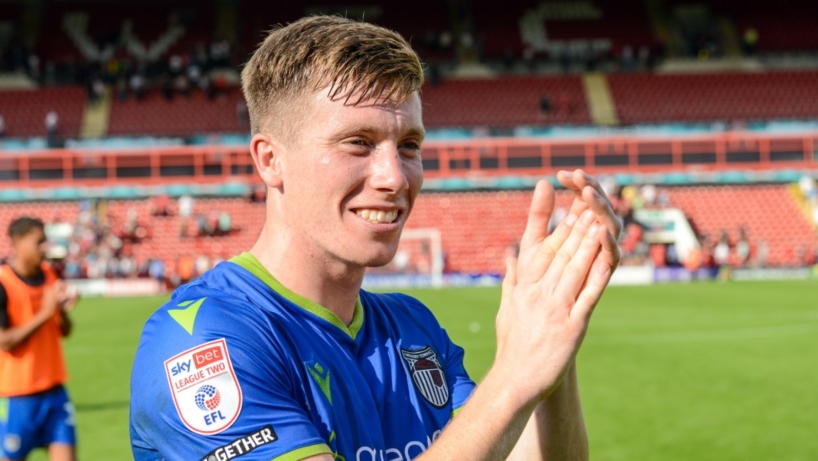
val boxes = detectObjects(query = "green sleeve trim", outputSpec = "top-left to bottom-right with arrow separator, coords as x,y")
270,443 -> 332,461
451,406 -> 464,419
230,252 -> 364,340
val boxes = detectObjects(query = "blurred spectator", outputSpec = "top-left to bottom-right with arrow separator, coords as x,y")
666,243 -> 679,266
620,222 -> 645,264
194,255 -> 210,277
186,63 -> 202,86
116,78 -> 128,101
64,256 -> 82,279
177,256 -> 194,284
799,175 -> 816,199
637,45 -> 650,68
756,239 -> 769,267
120,254 -> 137,278
178,195 -> 194,219
174,74 -> 190,97
742,27 -> 758,55
714,231 -> 730,267
196,213 -> 209,236
129,73 -> 145,100
649,244 -> 666,267
89,78 -> 105,105
168,55 -> 184,76
27,54 -> 41,82
148,258 -> 166,283
151,195 -> 170,217
621,44 -> 634,71
641,184 -> 656,206
539,95 -> 551,114
218,212 -> 232,235
45,110 -> 58,137
736,227 -> 750,266
684,244 -> 703,273
656,188 -> 671,208
207,210 -> 220,236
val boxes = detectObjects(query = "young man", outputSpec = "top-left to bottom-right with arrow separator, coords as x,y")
130,16 -> 621,461
0,217 -> 78,461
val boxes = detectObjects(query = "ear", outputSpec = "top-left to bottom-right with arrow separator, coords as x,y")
250,133 -> 285,189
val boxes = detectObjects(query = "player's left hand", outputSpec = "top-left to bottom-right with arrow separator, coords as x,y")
555,169 -> 621,271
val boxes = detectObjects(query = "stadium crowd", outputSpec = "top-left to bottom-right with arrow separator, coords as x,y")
2,197 -> 238,289
2,178 -> 812,288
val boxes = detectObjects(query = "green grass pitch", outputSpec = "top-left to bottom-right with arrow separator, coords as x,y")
28,280 -> 818,460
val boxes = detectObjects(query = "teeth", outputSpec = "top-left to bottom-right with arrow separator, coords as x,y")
355,209 -> 398,224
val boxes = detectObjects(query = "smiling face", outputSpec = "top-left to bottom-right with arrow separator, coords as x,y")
273,89 -> 425,269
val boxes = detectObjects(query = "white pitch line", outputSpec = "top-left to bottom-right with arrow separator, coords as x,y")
589,323 -> 818,345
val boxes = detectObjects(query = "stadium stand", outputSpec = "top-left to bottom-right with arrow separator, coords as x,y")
471,0 -> 656,60
1,183 -> 814,279
0,87 -> 86,138
666,185 -> 816,267
107,86 -> 246,136
105,74 -> 590,136
422,76 -> 590,127
238,0 -> 455,63
36,0 -> 214,63
608,71 -> 818,124
6,70 -> 818,138
706,0 -> 818,53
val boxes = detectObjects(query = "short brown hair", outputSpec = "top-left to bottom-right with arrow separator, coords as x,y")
8,217 -> 44,239
241,15 -> 424,136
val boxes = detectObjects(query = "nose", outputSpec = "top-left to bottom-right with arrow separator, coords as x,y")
369,144 -> 409,194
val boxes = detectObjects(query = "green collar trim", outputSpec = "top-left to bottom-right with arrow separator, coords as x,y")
230,252 -> 364,340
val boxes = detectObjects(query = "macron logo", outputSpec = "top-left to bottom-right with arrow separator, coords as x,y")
306,362 -> 332,405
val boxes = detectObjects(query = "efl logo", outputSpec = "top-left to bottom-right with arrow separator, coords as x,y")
164,338 -> 243,435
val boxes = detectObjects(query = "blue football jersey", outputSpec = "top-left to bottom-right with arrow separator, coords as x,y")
130,252 -> 476,461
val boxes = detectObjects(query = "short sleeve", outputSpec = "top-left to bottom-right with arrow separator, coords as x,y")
440,327 -> 476,415
130,295 -> 332,461
393,293 -> 476,417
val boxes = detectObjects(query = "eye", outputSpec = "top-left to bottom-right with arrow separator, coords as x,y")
399,140 -> 422,157
344,138 -> 374,153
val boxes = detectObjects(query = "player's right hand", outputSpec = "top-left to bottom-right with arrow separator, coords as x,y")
493,180 -> 616,406
40,281 -> 67,318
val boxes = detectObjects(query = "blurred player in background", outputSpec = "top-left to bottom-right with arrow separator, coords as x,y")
131,16 -> 620,461
0,217 -> 78,461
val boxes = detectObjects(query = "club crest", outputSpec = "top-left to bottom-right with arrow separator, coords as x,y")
401,346 -> 449,408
